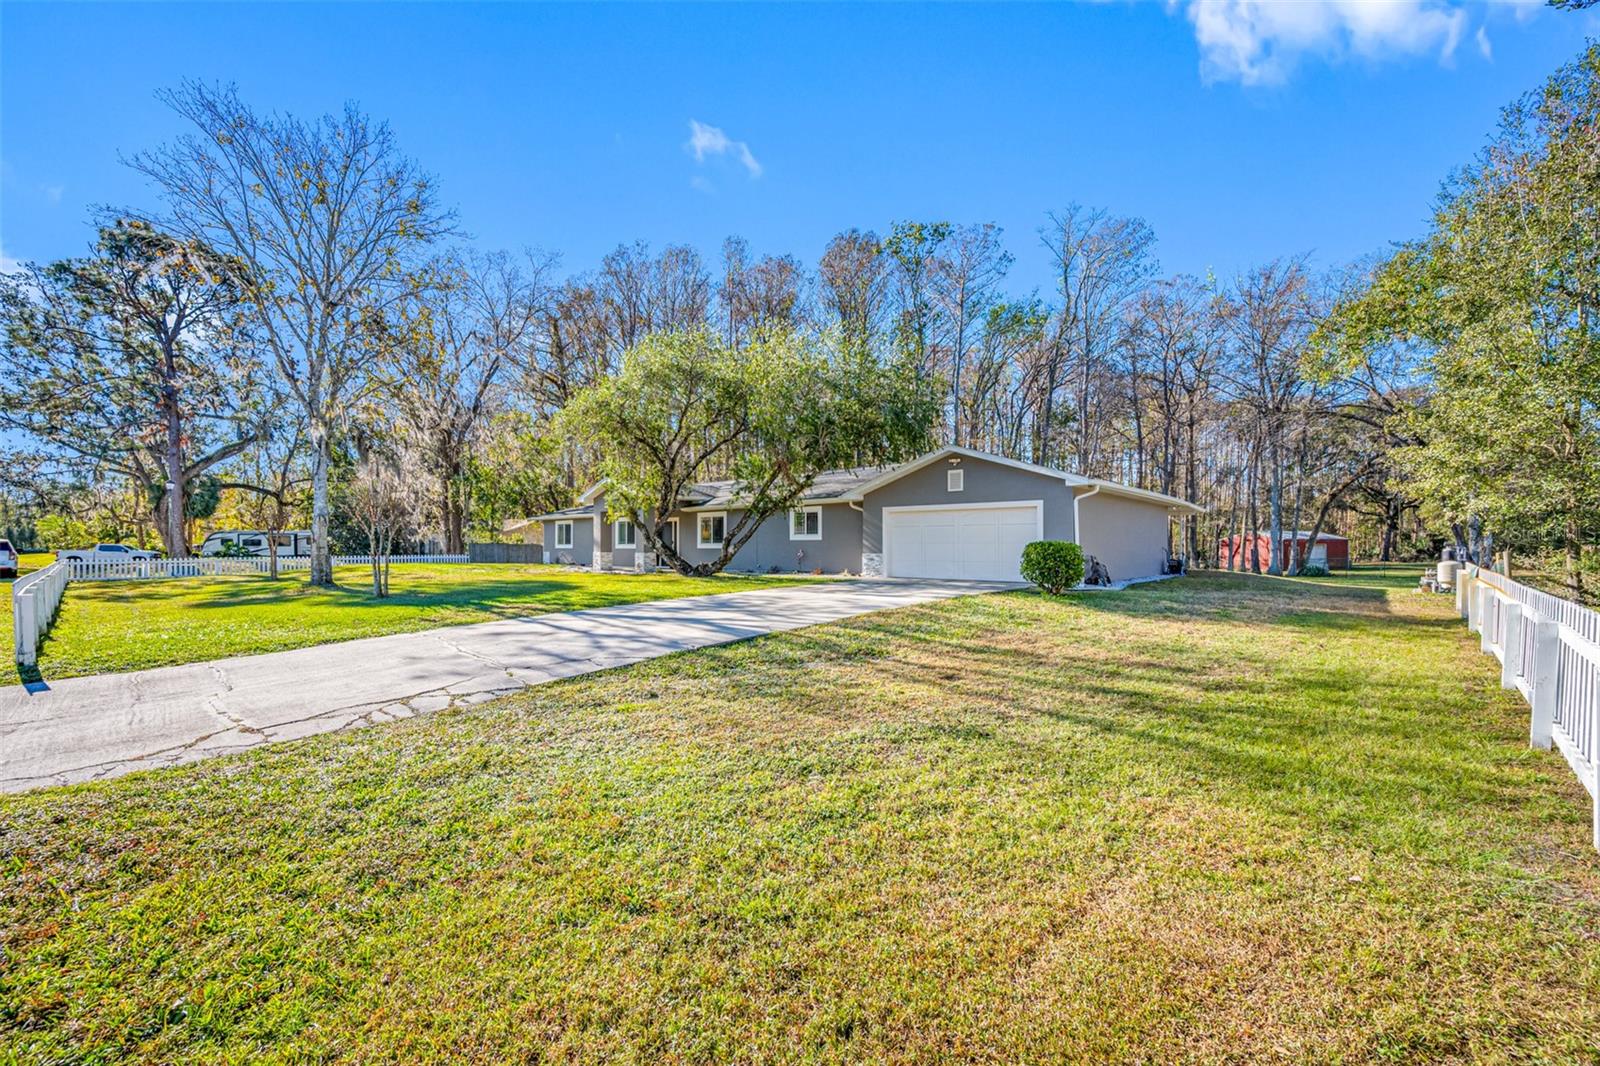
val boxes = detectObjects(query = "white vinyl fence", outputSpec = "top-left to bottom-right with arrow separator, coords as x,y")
11,561 -> 70,669
11,554 -> 470,666
1459,564 -> 1600,851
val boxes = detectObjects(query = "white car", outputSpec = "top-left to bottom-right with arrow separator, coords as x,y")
56,543 -> 162,564
0,538 -> 17,578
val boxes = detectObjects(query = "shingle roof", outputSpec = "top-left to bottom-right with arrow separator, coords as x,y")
677,464 -> 898,508
526,505 -> 596,522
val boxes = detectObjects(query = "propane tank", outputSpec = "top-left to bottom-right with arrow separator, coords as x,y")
1437,546 -> 1459,590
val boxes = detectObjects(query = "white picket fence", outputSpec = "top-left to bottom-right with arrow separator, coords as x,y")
1459,564 -> 1600,851
61,553 -> 468,581
10,554 -> 471,667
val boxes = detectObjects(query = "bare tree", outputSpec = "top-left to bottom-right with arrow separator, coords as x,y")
817,229 -> 889,355
1039,206 -> 1157,473
931,223 -> 1012,446
220,417 -> 309,580
882,220 -> 952,377
343,451 -> 424,597
379,250 -> 548,552
719,237 -> 807,349
132,82 -> 450,584
1224,259 -> 1314,574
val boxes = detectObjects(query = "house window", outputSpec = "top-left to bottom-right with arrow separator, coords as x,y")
614,519 -> 636,548
697,512 -> 726,549
555,521 -> 573,548
947,468 -> 964,492
789,506 -> 821,541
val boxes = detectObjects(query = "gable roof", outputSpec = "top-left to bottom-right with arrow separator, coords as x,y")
840,445 -> 1203,514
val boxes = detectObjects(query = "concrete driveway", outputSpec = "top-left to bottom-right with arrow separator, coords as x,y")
0,579 -> 1009,793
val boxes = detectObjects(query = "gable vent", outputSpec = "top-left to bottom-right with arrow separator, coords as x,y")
947,468 -> 964,492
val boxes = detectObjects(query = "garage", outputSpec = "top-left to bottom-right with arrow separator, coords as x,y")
882,502 -> 1041,581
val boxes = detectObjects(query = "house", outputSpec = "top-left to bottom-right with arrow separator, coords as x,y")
1218,530 -> 1349,571
521,446 -> 1203,583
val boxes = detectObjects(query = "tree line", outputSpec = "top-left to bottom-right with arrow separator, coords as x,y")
3,42 -> 1596,589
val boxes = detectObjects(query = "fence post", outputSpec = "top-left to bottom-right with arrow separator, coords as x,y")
14,592 -> 36,667
1501,602 -> 1523,689
1530,616 -> 1560,751
1458,569 -> 1473,620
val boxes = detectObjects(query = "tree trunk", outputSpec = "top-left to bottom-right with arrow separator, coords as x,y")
163,397 -> 188,558
310,419 -> 333,586
1247,445 -> 1262,575
1566,510 -> 1584,602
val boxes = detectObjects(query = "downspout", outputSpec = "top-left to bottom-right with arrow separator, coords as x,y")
849,500 -> 867,577
1072,483 -> 1101,545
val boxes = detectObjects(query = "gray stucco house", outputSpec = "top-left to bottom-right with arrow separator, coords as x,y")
518,446 -> 1201,583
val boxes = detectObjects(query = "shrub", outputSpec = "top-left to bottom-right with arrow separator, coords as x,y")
1299,563 -> 1331,578
1021,540 -> 1085,594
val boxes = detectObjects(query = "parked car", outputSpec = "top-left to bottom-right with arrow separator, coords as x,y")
198,529 -> 312,558
0,539 -> 17,578
55,543 -> 162,564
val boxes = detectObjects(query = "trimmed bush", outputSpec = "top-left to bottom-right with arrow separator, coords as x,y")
1021,540 -> 1085,594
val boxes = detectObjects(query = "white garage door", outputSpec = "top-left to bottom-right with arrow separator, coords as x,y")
884,503 -> 1041,582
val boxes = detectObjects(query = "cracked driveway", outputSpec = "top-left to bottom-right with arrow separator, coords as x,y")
0,579 -> 1009,793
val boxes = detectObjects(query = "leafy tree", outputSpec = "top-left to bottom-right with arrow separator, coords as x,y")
1316,44 -> 1600,595
0,219 -> 263,557
561,327 -> 940,575
466,412 -> 569,541
34,515 -> 91,551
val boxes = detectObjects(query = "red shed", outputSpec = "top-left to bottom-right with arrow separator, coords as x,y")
1218,531 -> 1349,571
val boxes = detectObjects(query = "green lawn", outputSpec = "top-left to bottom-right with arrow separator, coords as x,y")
3,572 -> 1597,1063
4,564 -> 814,684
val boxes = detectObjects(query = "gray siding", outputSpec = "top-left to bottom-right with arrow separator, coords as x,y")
541,516 -> 593,565
670,503 -> 863,574
861,455 -> 1075,553
1076,491 -> 1171,581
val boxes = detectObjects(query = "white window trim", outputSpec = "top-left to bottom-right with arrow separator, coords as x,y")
697,511 -> 726,550
614,518 -> 637,548
947,468 -> 965,492
554,521 -> 573,549
789,506 -> 822,541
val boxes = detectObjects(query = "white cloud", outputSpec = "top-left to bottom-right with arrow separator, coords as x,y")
1180,0 -> 1478,85
686,119 -> 762,179
0,246 -> 23,275
42,184 -> 63,206
1476,24 -> 1492,60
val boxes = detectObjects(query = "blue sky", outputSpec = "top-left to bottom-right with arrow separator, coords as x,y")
1,2 -> 1592,294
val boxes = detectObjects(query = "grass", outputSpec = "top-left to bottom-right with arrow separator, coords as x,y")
1267,560 -> 1432,591
2,564 -> 815,684
3,572 -> 1598,1063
